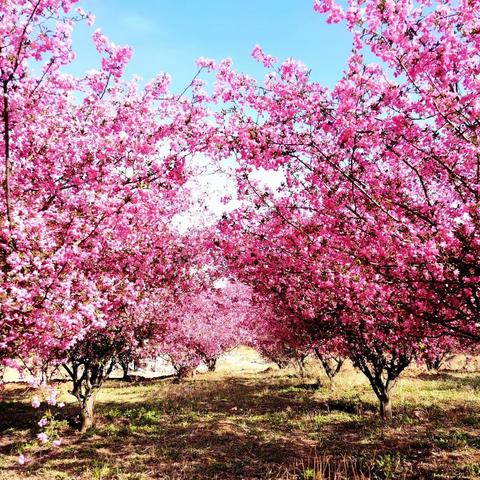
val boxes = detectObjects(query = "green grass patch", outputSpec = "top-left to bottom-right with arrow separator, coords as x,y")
2,362 -> 480,479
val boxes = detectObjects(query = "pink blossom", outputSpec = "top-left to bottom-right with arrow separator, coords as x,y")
37,433 -> 49,444
46,389 -> 59,406
38,417 -> 48,428
313,0 -> 345,23
196,57 -> 216,71
251,45 -> 276,68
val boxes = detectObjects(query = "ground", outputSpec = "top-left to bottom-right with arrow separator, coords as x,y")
1,348 -> 480,479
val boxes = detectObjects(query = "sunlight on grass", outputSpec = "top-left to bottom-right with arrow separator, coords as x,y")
2,364 -> 480,479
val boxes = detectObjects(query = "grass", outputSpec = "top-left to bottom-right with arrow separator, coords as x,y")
1,354 -> 480,479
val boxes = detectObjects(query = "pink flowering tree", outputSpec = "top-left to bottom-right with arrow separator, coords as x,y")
247,302 -> 317,371
157,280 -> 254,380
202,0 -> 480,418
0,0 -> 211,431
217,204 -> 431,419
418,335 -> 465,372
60,229 -> 201,432
306,0 -> 480,343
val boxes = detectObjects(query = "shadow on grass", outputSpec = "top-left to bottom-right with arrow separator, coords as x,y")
0,401 -> 40,433
98,374 -> 177,389
1,377 -> 321,479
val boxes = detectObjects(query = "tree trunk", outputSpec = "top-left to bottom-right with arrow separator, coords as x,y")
80,393 -> 96,433
350,349 -> 411,422
366,379 -> 394,422
379,395 -> 392,421
275,360 -> 289,369
174,365 -> 194,383
63,360 -> 112,432
317,353 -> 344,380
295,355 -> 307,376
206,358 -> 217,372
121,362 -> 130,381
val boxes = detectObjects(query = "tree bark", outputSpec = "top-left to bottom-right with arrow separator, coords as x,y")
379,395 -> 392,421
64,360 -> 113,432
275,360 -> 289,369
80,393 -> 96,433
316,351 -> 344,380
206,358 -> 217,372
295,355 -> 307,376
174,365 -> 194,383
121,361 -> 130,380
350,348 -> 411,422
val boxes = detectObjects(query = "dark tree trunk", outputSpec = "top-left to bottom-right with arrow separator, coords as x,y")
275,360 -> 289,369
379,394 -> 392,421
295,354 -> 308,376
350,350 -> 411,422
205,357 -> 217,372
173,365 -> 194,383
425,352 -> 451,372
366,371 -> 395,422
121,361 -> 130,381
315,350 -> 344,380
64,359 -> 114,432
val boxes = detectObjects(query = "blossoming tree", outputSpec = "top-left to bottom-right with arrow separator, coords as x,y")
0,0 -> 209,431
204,0 -> 478,418
157,280 -> 254,380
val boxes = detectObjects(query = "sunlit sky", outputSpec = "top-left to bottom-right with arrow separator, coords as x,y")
72,1 -> 353,91
66,1 -> 355,222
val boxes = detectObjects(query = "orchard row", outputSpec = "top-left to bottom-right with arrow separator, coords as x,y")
1,0 -> 479,434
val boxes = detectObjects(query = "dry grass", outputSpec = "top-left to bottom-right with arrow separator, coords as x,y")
1,352 -> 480,479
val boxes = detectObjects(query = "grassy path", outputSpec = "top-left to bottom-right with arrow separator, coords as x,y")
2,360 -> 480,479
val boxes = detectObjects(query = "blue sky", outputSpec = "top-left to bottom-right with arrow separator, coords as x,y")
72,1 -> 353,91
